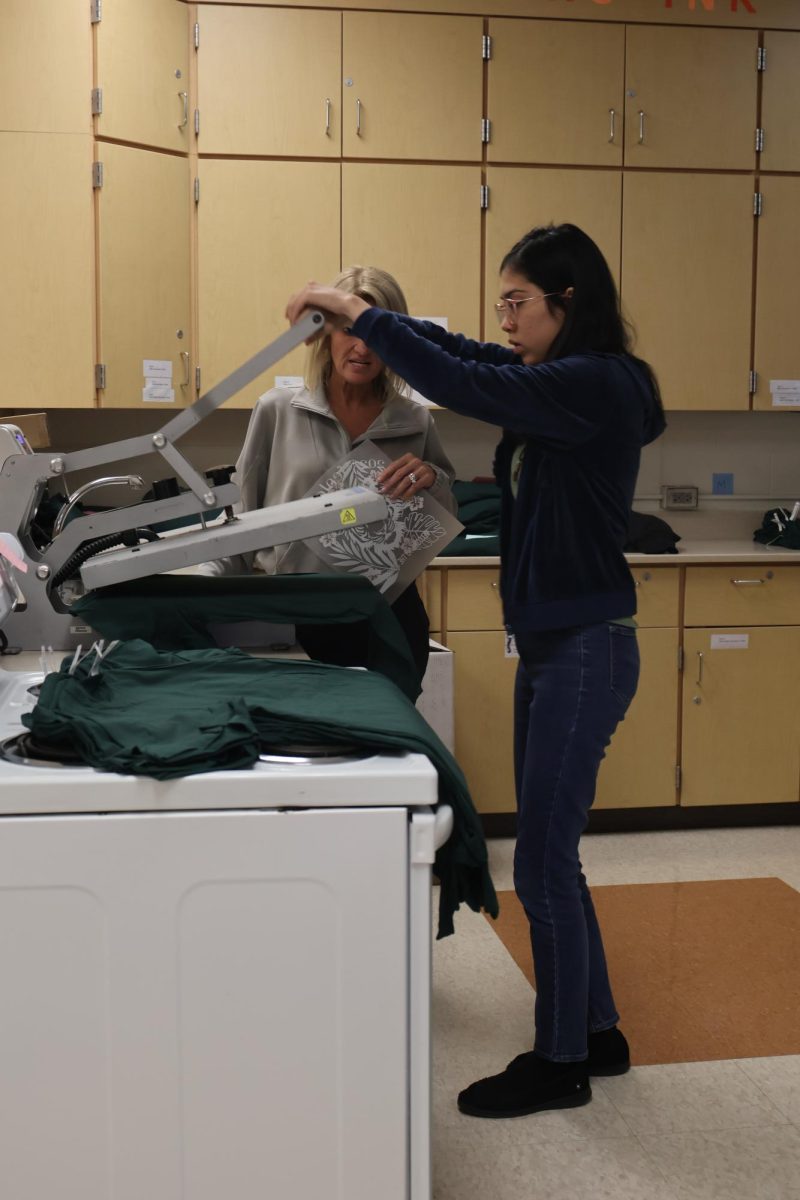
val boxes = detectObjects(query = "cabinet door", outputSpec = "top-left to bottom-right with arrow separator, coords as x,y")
447,631 -> 518,815
684,566 -> 800,628
622,173 -> 753,411
342,13 -> 483,161
753,177 -> 800,411
681,627 -> 800,807
96,0 -> 190,153
630,568 -> 680,628
445,568 -> 503,632
97,144 -> 191,409
197,7 -> 341,157
760,33 -> 800,172
0,0 -> 91,135
624,26 -> 757,170
342,165 -> 481,341
0,133 -> 95,408
595,628 -> 679,810
484,167 -> 621,340
198,161 -> 341,404
487,20 -> 624,166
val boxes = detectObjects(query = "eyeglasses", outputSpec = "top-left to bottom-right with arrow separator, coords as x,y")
494,292 -> 561,324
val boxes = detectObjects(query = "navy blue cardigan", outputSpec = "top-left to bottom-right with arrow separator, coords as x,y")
351,308 -> 666,633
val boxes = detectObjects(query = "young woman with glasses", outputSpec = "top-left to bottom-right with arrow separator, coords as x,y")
286,224 -> 666,1119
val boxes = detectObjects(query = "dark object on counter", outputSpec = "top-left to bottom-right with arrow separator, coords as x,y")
72,573 -> 422,700
624,511 -> 681,555
24,638 -> 498,938
753,508 -> 800,550
440,479 -> 501,557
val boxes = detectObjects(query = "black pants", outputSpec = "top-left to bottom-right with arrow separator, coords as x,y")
296,583 -> 430,684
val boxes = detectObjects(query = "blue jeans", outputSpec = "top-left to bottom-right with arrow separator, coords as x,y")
511,622 -> 640,1062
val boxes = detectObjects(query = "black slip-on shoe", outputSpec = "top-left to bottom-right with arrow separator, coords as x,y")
587,1026 -> 630,1077
457,1051 -> 591,1119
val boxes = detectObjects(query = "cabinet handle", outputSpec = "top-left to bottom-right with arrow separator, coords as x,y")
638,110 -> 646,144
634,571 -> 652,587
325,97 -> 331,136
696,651 -> 703,686
608,108 -> 616,144
180,350 -> 190,387
356,98 -> 362,137
730,577 -> 767,585
178,91 -> 188,129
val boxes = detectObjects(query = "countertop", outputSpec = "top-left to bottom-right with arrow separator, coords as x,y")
431,539 -> 800,568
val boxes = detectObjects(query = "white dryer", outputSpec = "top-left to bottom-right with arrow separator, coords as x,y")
0,667 -> 449,1200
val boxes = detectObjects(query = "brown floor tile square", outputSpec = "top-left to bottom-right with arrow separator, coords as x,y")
487,878 -> 800,1065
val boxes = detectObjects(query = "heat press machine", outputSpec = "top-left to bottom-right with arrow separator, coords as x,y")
0,311 -> 388,650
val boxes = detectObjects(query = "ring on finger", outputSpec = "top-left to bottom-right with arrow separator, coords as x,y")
408,471 -> 418,484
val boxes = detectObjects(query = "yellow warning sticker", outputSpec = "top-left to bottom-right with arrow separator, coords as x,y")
339,507 -> 358,526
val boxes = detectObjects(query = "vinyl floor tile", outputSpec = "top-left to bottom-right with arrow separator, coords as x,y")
637,1124 -> 800,1200
598,1061 -> 788,1136
737,1055 -> 800,1124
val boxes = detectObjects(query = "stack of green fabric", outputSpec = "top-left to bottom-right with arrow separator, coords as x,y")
440,480 -> 501,557
25,640 -> 498,938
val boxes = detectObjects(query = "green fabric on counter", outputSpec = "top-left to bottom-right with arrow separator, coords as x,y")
73,573 -> 421,701
23,639 -> 498,938
440,480 -> 501,557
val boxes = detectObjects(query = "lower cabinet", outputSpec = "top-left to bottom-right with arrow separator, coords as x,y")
447,629 -> 517,815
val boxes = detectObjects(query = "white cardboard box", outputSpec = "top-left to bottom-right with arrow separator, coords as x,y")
415,639 -> 454,751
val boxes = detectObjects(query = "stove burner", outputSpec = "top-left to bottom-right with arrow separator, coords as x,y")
258,742 -> 368,765
27,683 -> 42,698
0,732 -> 87,769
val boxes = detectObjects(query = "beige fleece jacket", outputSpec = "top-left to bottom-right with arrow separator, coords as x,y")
204,382 -> 456,576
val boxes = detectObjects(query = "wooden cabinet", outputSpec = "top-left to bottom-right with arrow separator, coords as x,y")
95,0 -> 190,153
342,164 -> 482,341
595,569 -> 681,811
760,32 -> 800,172
0,133 -> 95,409
0,0 -> 91,135
623,26 -> 758,170
448,629 -> 518,815
341,13 -> 483,161
752,177 -> 800,411
197,160 -> 341,402
621,172 -> 754,411
487,20 -> 624,167
484,166 -> 621,340
684,566 -> 800,627
197,7 -> 341,157
681,626 -> 800,807
419,570 -> 442,637
97,143 -> 191,409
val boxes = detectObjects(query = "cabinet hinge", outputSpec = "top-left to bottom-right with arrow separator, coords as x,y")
194,21 -> 200,50
482,34 -> 492,61
481,118 -> 491,144
677,644 -> 684,672
480,184 -> 489,210
195,366 -> 202,393
92,161 -> 104,189
194,176 -> 200,204
757,46 -> 767,71
755,127 -> 764,153
91,87 -> 103,116
94,363 -> 106,390
194,108 -> 200,136
675,764 -> 682,792
90,0 -> 102,23
753,192 -> 763,217
749,369 -> 758,395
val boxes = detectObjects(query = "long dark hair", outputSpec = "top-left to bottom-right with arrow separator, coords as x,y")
501,223 -> 662,406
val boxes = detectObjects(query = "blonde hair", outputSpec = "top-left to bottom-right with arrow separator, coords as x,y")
305,265 -> 409,401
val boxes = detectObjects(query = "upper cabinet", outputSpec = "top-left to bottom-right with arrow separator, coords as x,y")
0,0 -> 91,135
197,7 -> 341,158
487,20 -> 625,166
0,133 -> 95,408
95,0 -> 190,153
752,177 -> 800,412
341,13 -> 483,161
621,172 -> 754,411
623,26 -> 758,170
760,32 -> 800,172
96,143 -> 191,409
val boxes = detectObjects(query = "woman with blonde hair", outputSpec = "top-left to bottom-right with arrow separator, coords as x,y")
213,265 -> 456,679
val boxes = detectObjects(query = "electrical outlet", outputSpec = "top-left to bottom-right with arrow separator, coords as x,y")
661,485 -> 699,510
712,472 -> 734,496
